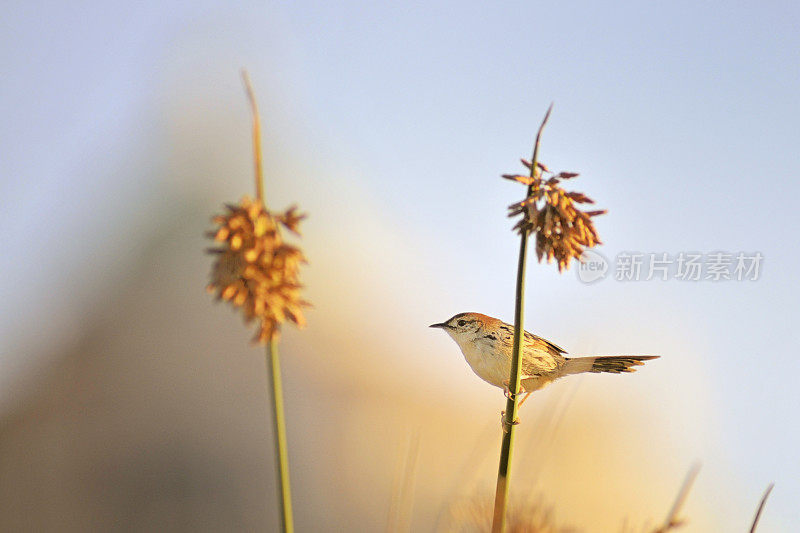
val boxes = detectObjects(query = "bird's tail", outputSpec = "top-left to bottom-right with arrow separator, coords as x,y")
562,355 -> 659,376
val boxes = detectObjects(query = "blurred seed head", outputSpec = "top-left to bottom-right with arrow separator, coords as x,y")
442,493 -> 575,533
206,195 -> 309,343
504,159 -> 606,272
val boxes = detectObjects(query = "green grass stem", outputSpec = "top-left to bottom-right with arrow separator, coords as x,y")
491,104 -> 552,533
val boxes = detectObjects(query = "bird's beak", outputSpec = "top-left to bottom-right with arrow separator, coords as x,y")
429,322 -> 449,329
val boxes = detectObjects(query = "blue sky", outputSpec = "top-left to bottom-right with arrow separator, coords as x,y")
2,1 -> 799,529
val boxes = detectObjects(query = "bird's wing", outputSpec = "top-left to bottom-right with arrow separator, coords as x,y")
495,323 -> 566,375
523,330 -> 567,355
496,323 -> 566,355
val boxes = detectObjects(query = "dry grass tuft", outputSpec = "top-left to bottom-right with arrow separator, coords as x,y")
441,494 -> 576,533
505,160 -> 605,272
206,195 -> 309,343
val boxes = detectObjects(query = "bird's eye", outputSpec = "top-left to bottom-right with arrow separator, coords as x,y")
457,320 -> 466,327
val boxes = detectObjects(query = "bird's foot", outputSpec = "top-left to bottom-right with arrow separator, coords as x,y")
503,386 -> 514,401
518,391 -> 533,408
500,411 -> 521,433
502,380 -> 518,401
503,379 -> 532,402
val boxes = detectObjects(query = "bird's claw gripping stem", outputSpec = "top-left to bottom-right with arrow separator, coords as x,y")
503,378 -> 532,403
502,379 -> 518,401
500,410 -> 520,433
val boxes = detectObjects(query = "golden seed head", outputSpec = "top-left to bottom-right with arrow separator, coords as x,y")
206,195 -> 309,344
443,493 -> 570,533
504,160 -> 605,272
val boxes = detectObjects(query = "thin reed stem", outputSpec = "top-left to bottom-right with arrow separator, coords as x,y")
266,339 -> 294,532
491,104 -> 552,533
242,70 -> 265,203
653,464 -> 700,533
242,69 -> 294,532
749,483 -> 774,533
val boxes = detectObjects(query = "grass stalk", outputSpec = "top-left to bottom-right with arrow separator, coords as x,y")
242,69 -> 265,203
653,464 -> 700,532
266,338 -> 294,532
242,69 -> 294,532
749,483 -> 774,533
491,104 -> 552,533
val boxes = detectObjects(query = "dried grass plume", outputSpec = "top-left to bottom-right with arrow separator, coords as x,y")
505,160 -> 605,272
207,195 -> 308,343
442,494 -> 575,533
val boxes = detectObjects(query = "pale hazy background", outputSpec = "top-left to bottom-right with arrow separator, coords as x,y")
1,1 -> 798,531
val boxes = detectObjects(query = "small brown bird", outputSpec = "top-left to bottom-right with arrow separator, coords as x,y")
430,312 -> 658,405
